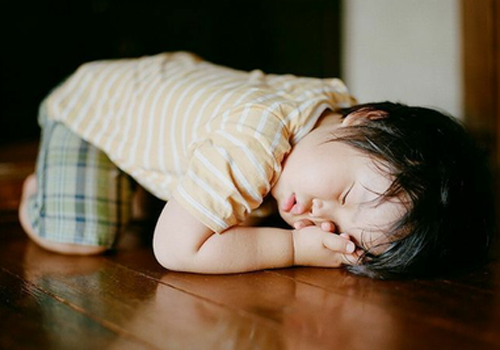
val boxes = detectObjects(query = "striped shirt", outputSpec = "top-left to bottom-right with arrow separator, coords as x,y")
46,52 -> 355,233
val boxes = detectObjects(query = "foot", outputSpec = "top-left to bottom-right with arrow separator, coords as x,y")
18,173 -> 37,236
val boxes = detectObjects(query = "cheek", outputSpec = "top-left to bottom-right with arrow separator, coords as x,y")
282,151 -> 308,177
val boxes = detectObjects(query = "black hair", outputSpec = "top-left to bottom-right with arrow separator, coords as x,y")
334,102 -> 496,279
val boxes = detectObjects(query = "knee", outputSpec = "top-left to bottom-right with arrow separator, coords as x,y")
22,214 -> 108,256
23,218 -> 108,255
19,177 -> 108,256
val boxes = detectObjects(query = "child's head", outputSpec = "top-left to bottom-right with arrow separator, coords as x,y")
272,101 -> 495,279
334,102 -> 495,279
272,109 -> 407,263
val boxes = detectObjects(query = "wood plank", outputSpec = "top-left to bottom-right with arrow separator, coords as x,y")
108,234 -> 498,350
3,222 -> 500,349
462,0 -> 497,133
271,266 -> 500,346
496,0 -> 500,167
0,234 -> 311,350
0,268 -> 148,350
0,141 -> 37,219
0,141 -> 39,164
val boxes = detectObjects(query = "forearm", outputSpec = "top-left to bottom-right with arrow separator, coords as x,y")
153,199 -> 356,274
191,226 -> 294,273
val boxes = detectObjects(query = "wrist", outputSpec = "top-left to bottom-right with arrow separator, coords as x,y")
291,229 -> 301,266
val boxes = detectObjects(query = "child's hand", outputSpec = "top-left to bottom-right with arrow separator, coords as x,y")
292,222 -> 360,267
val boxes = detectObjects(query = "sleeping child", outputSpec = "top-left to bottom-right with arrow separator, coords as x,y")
19,52 -> 495,279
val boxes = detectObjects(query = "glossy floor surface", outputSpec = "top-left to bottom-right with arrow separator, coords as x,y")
1,218 -> 500,350
1,142 -> 500,350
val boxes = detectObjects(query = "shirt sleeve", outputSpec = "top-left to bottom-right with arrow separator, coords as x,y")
173,108 -> 291,233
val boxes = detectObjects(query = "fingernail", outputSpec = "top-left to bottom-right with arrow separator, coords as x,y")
346,242 -> 355,253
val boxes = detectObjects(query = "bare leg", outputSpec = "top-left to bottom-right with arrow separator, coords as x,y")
18,174 -> 107,255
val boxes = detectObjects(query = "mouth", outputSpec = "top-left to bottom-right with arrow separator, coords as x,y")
281,193 -> 306,215
281,193 -> 296,213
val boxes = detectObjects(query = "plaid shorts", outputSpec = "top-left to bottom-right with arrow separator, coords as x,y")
27,101 -> 133,247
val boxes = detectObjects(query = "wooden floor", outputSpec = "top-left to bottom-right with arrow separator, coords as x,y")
1,142 -> 500,350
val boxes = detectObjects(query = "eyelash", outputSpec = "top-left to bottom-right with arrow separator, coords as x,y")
342,184 -> 354,205
341,193 -> 348,205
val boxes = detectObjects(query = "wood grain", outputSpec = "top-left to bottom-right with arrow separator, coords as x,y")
0,210 -> 499,350
109,229 -> 500,350
1,138 -> 500,349
0,265 -> 147,350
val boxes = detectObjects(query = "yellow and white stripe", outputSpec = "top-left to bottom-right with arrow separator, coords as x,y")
46,52 -> 355,233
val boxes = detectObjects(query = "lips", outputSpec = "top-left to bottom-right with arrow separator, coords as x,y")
281,193 -> 307,214
282,193 -> 296,212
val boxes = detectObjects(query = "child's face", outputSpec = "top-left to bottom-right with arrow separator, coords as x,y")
271,119 -> 405,254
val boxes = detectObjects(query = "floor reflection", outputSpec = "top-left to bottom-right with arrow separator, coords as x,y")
12,236 -> 500,350
154,272 -> 400,350
20,241 -> 157,349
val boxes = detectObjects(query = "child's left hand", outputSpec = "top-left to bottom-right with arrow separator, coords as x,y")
293,219 -> 363,266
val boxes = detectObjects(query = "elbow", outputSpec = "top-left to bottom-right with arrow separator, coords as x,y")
151,200 -> 218,272
152,245 -> 177,271
153,228 -> 224,274
152,225 -> 214,272
152,231 -> 189,272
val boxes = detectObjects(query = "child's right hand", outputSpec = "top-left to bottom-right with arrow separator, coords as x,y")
292,221 -> 361,267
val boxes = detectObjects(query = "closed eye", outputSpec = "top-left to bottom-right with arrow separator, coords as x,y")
342,182 -> 355,205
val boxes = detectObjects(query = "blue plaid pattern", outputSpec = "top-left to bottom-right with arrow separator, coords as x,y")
27,101 -> 133,247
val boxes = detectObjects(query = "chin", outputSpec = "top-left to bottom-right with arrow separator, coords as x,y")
278,212 -> 294,228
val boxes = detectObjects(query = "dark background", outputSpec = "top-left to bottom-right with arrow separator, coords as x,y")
1,0 -> 342,145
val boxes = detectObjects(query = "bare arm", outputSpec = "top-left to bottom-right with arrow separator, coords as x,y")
153,199 -> 357,274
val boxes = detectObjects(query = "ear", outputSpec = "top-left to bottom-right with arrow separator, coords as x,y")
342,108 -> 388,127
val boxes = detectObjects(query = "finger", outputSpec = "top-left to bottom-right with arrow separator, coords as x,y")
293,221 -> 305,230
338,233 -> 364,265
323,234 -> 356,254
340,248 -> 364,266
293,219 -> 314,230
320,221 -> 336,232
340,254 -> 357,266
